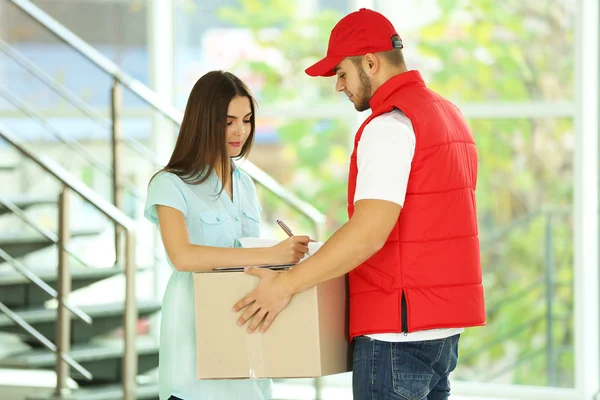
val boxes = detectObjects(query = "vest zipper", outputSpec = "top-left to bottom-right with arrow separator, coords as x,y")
401,290 -> 408,335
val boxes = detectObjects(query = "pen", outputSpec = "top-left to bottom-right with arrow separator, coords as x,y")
276,219 -> 294,237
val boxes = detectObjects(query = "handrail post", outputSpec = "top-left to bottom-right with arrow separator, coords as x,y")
544,213 -> 556,386
314,377 -> 323,400
55,186 -> 71,396
123,230 -> 138,400
313,220 -> 327,242
111,78 -> 124,266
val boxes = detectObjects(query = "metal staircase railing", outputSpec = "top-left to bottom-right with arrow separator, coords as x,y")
0,84 -> 146,202
0,125 -> 139,400
0,247 -> 92,325
0,300 -> 92,381
0,197 -> 91,269
462,207 -> 573,386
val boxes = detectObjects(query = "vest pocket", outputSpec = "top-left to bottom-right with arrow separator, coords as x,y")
352,262 -> 395,292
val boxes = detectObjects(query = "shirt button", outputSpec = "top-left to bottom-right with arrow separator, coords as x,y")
235,216 -> 240,221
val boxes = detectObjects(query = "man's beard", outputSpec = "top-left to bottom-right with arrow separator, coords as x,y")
353,66 -> 372,112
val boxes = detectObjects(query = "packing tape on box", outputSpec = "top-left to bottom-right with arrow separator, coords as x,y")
252,379 -> 268,400
246,332 -> 267,379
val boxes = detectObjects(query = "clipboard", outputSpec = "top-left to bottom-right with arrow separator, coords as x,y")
213,264 -> 295,272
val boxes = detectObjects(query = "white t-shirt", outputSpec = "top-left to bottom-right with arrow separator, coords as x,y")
355,109 -> 464,342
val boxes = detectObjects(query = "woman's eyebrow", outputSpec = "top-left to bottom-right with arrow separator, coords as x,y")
227,112 -> 253,119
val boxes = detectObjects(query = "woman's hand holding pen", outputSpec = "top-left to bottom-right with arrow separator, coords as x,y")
269,236 -> 310,264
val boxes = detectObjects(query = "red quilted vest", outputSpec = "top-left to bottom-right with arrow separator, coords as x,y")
347,71 -> 486,339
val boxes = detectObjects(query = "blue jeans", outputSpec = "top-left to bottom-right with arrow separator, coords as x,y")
352,334 -> 460,400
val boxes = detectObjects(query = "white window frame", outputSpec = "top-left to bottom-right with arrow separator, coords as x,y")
573,2 -> 600,400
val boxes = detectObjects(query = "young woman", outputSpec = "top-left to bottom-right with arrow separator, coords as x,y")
144,71 -> 310,400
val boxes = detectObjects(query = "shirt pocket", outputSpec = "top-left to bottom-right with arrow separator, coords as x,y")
241,204 -> 262,238
199,209 -> 233,247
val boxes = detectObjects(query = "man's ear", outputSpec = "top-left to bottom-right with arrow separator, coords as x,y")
364,53 -> 378,75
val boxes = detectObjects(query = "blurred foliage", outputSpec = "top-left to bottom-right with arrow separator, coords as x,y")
419,0 -> 575,387
218,0 -> 349,237
219,0 -> 576,388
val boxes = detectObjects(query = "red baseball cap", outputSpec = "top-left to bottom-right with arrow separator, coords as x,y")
305,8 -> 402,77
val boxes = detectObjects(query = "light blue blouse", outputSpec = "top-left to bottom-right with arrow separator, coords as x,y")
144,168 -> 273,400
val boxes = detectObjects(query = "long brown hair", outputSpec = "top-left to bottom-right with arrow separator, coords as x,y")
160,71 -> 256,191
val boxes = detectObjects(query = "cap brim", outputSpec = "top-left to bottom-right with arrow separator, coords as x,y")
305,56 -> 345,77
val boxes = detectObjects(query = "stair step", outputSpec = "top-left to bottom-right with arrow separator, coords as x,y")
0,337 -> 159,384
0,300 -> 161,345
72,383 -> 159,400
0,368 -> 78,398
0,164 -> 18,172
26,382 -> 159,400
0,229 -> 101,260
0,196 -> 57,216
0,265 -> 123,286
0,266 -> 124,308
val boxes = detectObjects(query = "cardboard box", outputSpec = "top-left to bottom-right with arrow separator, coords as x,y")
193,268 -> 350,379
